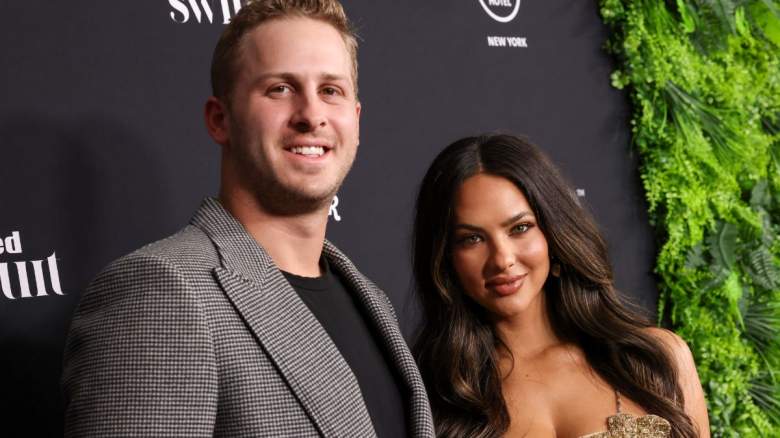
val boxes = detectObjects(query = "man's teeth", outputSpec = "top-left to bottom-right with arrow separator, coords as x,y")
290,146 -> 326,156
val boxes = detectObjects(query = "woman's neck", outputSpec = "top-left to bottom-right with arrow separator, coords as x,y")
494,290 -> 562,362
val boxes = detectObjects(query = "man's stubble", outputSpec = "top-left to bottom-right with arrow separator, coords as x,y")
230,125 -> 357,217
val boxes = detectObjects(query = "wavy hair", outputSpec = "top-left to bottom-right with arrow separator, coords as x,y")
412,134 -> 697,438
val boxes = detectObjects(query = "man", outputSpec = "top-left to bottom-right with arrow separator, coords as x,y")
62,1 -> 434,436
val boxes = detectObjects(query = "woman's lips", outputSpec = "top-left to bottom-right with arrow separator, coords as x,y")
486,274 -> 527,296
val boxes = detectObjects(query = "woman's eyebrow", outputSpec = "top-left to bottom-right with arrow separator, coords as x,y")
454,223 -> 482,232
454,211 -> 533,231
501,211 -> 532,227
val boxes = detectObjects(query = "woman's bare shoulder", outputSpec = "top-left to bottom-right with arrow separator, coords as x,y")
643,327 -> 695,371
643,327 -> 711,436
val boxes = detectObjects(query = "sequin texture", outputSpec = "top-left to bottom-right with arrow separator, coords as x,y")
579,412 -> 672,438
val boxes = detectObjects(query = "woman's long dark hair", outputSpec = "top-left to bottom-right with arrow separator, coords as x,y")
412,134 -> 697,438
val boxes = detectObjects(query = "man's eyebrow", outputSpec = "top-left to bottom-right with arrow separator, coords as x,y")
320,73 -> 349,82
253,72 -> 349,82
253,72 -> 296,83
453,211 -> 533,232
247,73 -> 293,90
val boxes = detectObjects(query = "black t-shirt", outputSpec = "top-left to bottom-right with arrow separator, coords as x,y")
282,259 -> 409,438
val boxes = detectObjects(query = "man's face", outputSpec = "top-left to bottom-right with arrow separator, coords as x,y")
224,17 -> 360,214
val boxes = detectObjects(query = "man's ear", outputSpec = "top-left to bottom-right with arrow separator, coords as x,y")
355,100 -> 361,147
205,96 -> 230,146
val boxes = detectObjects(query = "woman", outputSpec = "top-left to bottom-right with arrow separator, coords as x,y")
412,134 -> 709,437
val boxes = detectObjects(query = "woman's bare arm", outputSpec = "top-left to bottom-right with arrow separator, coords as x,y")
648,328 -> 711,437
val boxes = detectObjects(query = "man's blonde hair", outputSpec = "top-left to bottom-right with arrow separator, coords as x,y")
210,0 -> 359,102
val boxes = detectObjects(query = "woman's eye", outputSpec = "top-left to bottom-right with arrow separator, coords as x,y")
457,234 -> 483,246
511,223 -> 531,234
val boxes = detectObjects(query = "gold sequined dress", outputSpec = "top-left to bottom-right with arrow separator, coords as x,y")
578,392 -> 672,438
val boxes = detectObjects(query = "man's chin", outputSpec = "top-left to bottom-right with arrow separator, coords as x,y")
253,185 -> 337,216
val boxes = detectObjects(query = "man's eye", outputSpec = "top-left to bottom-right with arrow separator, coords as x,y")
269,85 -> 292,95
321,86 -> 341,96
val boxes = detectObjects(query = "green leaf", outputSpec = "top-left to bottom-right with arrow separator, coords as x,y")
751,180 -> 771,210
709,222 -> 740,271
685,243 -> 708,269
743,299 -> 780,352
751,0 -> 780,46
770,140 -> 780,170
750,372 -> 780,425
723,272 -> 745,325
598,0 -> 780,432
748,246 -> 780,290
703,268 -> 732,291
677,0 -> 698,32
735,6 -> 750,36
758,0 -> 780,20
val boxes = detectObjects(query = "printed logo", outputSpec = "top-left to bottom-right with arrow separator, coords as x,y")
486,36 -> 527,47
329,196 -> 342,222
478,0 -> 521,23
0,231 -> 65,300
169,0 -> 243,24
478,0 -> 527,49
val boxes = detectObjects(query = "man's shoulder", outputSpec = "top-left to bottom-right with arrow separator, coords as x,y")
100,224 -> 219,281
74,225 -> 221,316
135,224 -> 218,266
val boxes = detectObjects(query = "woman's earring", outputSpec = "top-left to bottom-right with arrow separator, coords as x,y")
551,260 -> 561,277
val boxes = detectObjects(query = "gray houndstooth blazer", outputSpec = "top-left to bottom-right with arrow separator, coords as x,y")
62,198 -> 434,437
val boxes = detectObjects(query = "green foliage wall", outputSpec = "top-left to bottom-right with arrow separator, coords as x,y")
598,0 -> 780,435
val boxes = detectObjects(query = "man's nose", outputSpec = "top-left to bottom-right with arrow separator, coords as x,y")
290,91 -> 327,132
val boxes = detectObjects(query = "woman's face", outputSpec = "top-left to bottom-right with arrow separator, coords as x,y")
451,173 -> 550,321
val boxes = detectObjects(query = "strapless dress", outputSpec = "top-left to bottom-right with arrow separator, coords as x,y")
578,392 -> 671,438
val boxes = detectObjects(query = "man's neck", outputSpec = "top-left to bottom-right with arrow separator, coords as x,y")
219,190 -> 329,278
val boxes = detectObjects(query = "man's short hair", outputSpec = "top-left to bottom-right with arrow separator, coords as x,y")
210,0 -> 359,103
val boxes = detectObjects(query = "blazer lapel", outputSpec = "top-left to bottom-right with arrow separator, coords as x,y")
323,241 -> 435,438
190,198 -> 376,438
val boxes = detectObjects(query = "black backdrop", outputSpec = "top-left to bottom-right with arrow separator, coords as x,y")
0,1 -> 656,435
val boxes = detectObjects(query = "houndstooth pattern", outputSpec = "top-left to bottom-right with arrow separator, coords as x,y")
62,198 -> 434,437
